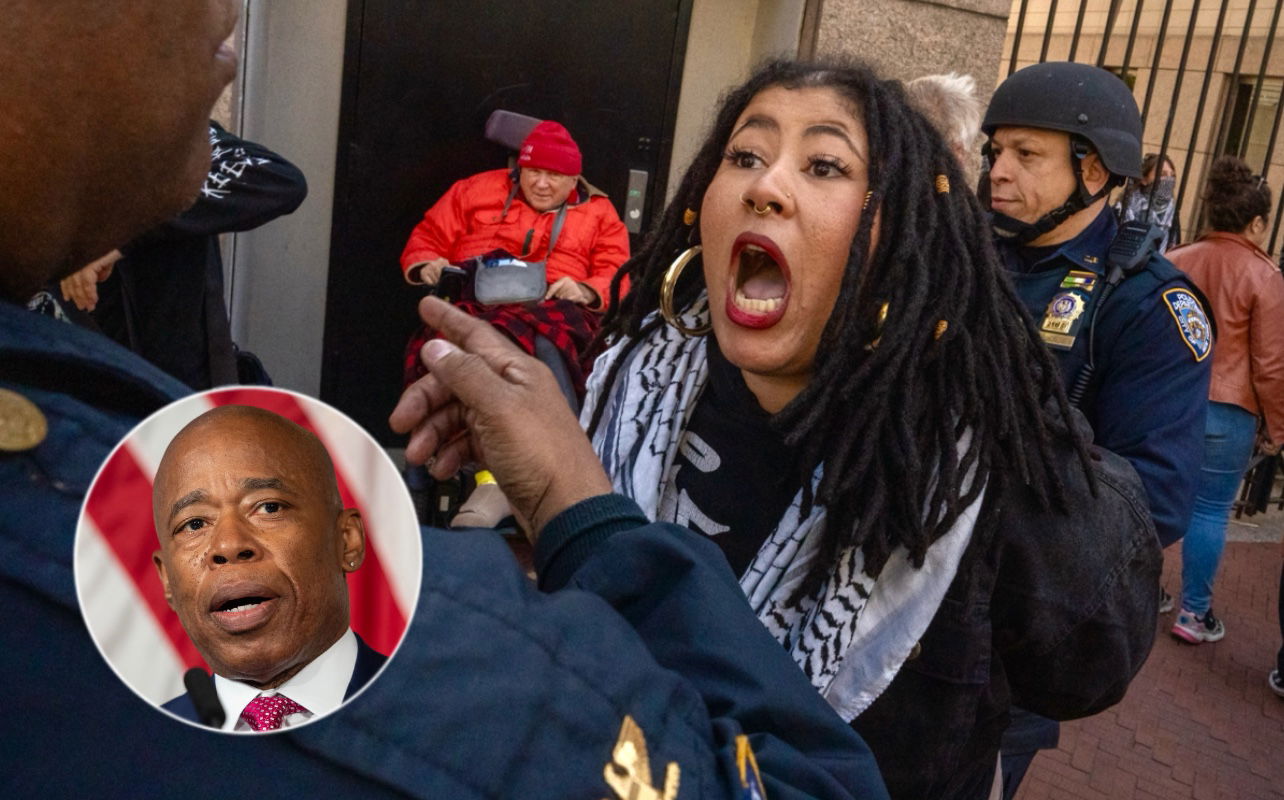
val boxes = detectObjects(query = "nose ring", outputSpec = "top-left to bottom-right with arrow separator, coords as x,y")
741,193 -> 775,216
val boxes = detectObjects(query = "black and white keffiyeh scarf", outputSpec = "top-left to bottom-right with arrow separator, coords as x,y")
583,296 -> 985,720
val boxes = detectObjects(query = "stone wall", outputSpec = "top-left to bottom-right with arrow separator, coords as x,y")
809,0 -> 1011,98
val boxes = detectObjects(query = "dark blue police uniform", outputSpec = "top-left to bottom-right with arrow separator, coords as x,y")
999,207 -> 1212,549
0,299 -> 888,800
996,208 -> 1212,795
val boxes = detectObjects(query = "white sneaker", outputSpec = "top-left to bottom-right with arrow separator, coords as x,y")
1158,588 -> 1174,614
450,482 -> 512,529
1171,608 -> 1225,644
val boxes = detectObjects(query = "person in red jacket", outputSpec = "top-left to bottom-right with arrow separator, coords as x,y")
400,120 -> 630,528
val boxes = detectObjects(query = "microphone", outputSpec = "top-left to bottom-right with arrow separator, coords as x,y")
182,667 -> 226,729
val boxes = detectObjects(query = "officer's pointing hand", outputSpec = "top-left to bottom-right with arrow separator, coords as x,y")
390,296 -> 612,539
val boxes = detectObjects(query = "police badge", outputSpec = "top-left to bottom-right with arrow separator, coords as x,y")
1039,290 -> 1089,350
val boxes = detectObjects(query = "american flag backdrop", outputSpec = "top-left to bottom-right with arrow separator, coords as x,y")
73,388 -> 421,706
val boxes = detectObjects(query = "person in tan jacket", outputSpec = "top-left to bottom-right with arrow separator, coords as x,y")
1166,156 -> 1284,646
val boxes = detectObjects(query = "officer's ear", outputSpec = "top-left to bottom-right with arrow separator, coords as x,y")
1081,152 -> 1110,195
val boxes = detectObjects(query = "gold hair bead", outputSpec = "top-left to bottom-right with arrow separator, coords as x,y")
683,208 -> 697,225
934,320 -> 949,340
865,301 -> 890,351
935,174 -> 950,194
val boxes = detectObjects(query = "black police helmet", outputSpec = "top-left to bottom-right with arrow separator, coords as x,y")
982,62 -> 1142,179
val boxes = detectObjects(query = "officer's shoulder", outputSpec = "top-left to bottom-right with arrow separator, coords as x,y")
1140,251 -> 1189,284
1134,253 -> 1213,362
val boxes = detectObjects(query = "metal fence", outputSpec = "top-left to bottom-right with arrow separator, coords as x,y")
1002,0 -> 1284,256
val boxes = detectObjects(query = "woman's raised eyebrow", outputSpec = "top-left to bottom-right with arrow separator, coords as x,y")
731,115 -> 779,138
803,123 -> 862,157
731,116 -> 865,161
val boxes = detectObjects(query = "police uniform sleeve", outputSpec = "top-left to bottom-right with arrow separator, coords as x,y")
1088,277 -> 1212,547
536,494 -> 891,800
288,495 -> 890,800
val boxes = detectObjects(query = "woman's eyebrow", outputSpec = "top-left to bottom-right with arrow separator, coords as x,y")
803,123 -> 863,160
731,114 -> 778,139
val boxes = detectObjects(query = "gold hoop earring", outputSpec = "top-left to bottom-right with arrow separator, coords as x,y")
660,246 -> 712,337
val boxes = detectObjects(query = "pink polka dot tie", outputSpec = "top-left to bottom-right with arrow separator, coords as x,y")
239,693 -> 309,732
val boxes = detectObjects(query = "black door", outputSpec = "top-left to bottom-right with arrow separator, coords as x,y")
323,0 -> 692,444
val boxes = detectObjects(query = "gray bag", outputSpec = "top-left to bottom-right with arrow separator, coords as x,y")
473,203 -> 568,305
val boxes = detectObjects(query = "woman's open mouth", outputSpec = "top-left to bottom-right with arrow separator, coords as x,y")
726,233 -> 790,329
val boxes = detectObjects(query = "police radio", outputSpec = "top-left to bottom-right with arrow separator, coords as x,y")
1066,221 -> 1163,407
1104,221 -> 1163,283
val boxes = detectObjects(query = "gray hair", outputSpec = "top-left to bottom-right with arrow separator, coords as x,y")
905,73 -> 982,182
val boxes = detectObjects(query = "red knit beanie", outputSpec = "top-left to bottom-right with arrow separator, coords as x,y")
517,120 -> 582,175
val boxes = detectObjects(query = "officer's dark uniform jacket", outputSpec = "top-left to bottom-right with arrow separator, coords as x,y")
0,299 -> 888,800
998,207 -> 1213,548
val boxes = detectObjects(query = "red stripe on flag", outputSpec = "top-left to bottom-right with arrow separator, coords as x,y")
87,445 -> 206,669
205,390 -> 408,656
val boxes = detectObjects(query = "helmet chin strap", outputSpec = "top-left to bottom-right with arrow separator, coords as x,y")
990,138 -> 1116,246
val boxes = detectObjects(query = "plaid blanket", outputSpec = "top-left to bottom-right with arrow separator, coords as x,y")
403,297 -> 601,399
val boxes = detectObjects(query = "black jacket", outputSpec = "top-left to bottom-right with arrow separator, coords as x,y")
94,122 -> 307,388
851,411 -> 1162,800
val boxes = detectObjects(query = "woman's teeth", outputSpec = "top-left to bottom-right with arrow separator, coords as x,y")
733,289 -> 783,313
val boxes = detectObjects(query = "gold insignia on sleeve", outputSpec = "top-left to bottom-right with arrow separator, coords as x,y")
603,715 -> 681,800
736,735 -> 767,799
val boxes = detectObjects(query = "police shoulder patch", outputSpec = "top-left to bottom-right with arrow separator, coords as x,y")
1161,288 -> 1212,362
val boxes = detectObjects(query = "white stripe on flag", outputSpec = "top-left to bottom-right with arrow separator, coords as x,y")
124,393 -> 217,478
306,402 -> 421,618
76,515 -> 185,705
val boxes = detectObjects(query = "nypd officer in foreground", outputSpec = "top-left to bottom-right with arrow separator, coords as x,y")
981,62 -> 1213,798
0,0 -> 894,796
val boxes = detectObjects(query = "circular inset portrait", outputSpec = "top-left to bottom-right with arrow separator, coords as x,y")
74,387 -> 421,733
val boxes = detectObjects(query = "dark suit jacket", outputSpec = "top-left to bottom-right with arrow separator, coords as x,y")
161,633 -> 387,727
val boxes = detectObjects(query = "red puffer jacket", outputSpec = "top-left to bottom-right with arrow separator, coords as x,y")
400,169 -> 630,307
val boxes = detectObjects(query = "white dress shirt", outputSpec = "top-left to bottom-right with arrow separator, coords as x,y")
214,628 -> 358,733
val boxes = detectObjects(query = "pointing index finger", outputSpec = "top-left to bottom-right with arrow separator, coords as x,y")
418,296 -> 524,365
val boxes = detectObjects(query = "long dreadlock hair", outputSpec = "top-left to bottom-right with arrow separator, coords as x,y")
591,59 -> 1084,592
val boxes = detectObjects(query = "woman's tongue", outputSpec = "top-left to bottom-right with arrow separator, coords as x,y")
735,273 -> 786,312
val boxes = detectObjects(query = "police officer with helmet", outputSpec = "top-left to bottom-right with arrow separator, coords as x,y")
982,61 -> 1213,798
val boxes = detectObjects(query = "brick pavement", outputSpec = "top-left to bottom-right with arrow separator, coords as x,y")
1017,528 -> 1284,800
